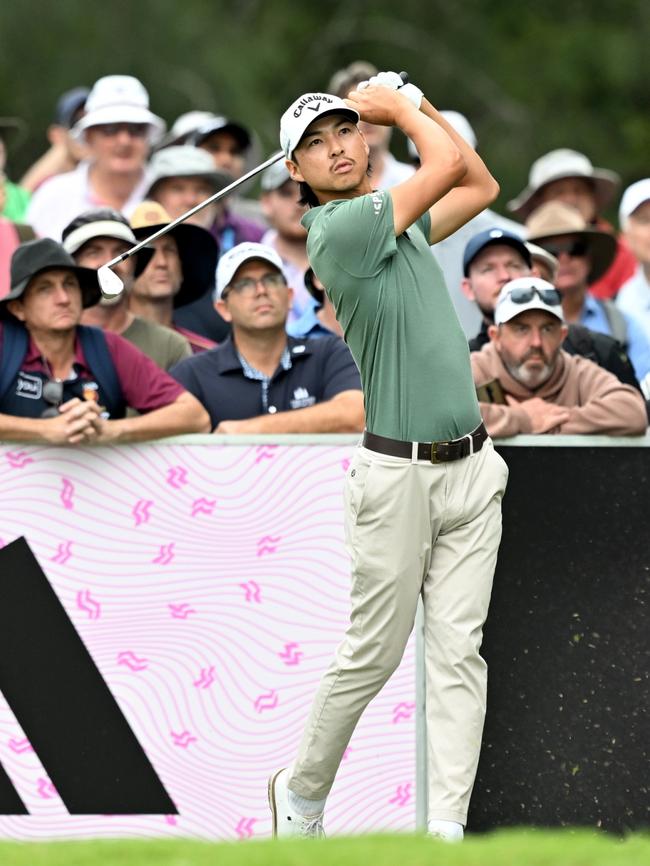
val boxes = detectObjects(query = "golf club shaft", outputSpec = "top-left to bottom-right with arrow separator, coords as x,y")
104,150 -> 285,269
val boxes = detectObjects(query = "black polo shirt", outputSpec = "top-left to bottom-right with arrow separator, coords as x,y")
170,334 -> 361,430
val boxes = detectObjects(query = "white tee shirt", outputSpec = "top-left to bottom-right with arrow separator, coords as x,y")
26,161 -> 151,241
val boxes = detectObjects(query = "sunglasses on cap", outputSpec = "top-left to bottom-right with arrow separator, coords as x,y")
539,239 -> 589,259
505,286 -> 562,306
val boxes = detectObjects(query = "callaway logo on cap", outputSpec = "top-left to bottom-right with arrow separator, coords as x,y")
280,92 -> 360,159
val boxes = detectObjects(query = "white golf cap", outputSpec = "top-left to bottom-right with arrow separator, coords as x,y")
72,75 -> 166,145
61,208 -> 137,255
619,178 -> 650,226
280,92 -> 359,159
216,242 -> 286,299
494,277 -> 564,325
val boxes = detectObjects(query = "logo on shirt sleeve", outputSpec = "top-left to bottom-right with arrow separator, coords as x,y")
371,192 -> 383,215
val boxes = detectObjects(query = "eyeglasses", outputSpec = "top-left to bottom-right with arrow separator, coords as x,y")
540,239 -> 589,258
505,286 -> 562,305
40,379 -> 64,419
223,272 -> 287,299
94,123 -> 149,138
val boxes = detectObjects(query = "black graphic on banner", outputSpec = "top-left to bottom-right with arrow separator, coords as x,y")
0,537 -> 176,815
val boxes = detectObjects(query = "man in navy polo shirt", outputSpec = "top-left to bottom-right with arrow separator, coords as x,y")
170,242 -> 364,433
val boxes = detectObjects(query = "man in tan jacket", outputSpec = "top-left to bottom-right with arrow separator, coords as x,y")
471,277 -> 648,437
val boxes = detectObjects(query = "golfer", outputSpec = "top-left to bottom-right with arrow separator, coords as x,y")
269,72 -> 508,842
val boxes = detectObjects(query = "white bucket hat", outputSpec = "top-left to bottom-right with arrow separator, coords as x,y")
72,75 -> 166,145
508,149 -> 620,220
280,93 -> 359,159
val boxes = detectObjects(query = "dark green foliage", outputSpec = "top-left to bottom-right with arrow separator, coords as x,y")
1,0 -> 648,223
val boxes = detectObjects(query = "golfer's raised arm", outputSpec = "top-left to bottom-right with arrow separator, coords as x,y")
345,83 -> 499,242
419,97 -> 500,243
345,86 -> 466,237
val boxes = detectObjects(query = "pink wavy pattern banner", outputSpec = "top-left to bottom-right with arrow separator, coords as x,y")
0,442 -> 415,841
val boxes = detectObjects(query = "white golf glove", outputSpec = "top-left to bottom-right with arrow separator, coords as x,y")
356,70 -> 423,110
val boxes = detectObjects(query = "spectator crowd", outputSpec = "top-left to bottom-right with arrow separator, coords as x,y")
1,64 -> 649,445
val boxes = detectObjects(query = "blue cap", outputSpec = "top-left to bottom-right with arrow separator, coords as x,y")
462,227 -> 530,276
54,86 -> 90,128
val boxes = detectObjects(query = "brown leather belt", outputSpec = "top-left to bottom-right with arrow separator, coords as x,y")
363,422 -> 488,464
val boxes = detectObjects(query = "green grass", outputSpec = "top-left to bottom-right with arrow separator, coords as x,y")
0,830 -> 648,866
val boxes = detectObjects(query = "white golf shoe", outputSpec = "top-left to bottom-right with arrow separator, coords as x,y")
268,768 -> 325,838
427,819 -> 464,842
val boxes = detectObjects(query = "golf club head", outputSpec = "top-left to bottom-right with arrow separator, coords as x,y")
98,264 -> 125,299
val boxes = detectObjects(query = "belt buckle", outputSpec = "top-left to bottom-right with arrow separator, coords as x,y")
430,439 -> 449,464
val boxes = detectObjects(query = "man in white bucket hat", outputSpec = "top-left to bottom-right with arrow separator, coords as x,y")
507,149 -> 636,300
27,75 -> 164,241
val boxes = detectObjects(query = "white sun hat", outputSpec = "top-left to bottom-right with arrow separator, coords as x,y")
72,75 -> 166,145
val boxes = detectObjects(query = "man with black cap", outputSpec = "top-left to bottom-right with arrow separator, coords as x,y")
463,226 -> 642,395
0,239 -> 209,443
129,200 -> 218,353
62,208 -> 192,370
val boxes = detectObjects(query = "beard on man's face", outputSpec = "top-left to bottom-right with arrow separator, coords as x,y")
503,345 -> 558,389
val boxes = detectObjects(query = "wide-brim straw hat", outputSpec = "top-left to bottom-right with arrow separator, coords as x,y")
508,149 -> 620,220
130,201 -> 218,307
525,201 -> 617,284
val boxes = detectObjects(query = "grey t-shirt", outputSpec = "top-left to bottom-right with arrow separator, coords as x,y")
122,316 -> 192,371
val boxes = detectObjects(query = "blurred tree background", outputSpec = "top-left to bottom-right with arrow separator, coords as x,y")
1,0 -> 648,220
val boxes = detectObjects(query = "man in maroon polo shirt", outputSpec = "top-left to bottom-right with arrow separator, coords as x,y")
0,238 -> 210,444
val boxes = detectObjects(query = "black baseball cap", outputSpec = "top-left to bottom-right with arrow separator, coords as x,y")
462,228 -> 531,276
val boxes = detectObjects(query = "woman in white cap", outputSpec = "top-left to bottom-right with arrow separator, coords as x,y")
508,148 -> 637,300
26,75 -> 165,241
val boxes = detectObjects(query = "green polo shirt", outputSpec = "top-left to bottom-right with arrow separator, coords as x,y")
302,189 -> 481,442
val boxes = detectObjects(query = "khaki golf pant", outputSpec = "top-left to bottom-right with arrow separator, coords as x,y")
289,437 -> 508,825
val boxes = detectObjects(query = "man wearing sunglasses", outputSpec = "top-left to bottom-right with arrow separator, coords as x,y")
0,239 -> 210,444
471,277 -> 647,437
170,242 -> 364,433
462,227 -> 642,396
526,202 -> 650,387
26,75 -> 164,240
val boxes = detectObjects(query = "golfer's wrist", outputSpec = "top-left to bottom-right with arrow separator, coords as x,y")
393,99 -> 421,131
